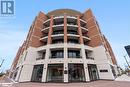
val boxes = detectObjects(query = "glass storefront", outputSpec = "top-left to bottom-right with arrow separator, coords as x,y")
31,65 -> 43,82
88,64 -> 99,81
47,64 -> 63,82
68,64 -> 85,82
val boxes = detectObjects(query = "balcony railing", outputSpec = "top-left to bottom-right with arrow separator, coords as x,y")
67,22 -> 77,25
67,32 -> 78,35
53,22 -> 64,25
53,32 -> 64,35
53,31 -> 78,35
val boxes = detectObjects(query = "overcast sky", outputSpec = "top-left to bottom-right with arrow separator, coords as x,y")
0,0 -> 130,72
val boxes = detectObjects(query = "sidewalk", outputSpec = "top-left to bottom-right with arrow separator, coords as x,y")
115,74 -> 130,81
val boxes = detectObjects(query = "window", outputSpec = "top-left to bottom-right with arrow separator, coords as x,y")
36,51 -> 46,60
51,50 -> 64,58
68,50 -> 81,58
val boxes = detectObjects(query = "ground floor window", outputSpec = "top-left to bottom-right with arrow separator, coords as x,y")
47,64 -> 63,82
88,64 -> 99,81
31,64 -> 43,82
68,64 -> 85,82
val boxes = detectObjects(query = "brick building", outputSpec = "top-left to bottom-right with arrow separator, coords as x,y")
9,9 -> 119,82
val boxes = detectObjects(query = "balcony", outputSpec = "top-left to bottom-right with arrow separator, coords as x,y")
67,16 -> 77,26
52,39 -> 64,44
41,27 -> 50,32
53,16 -> 64,19
68,39 -> 79,44
67,16 -> 77,20
67,30 -> 78,35
81,27 -> 88,33
40,36 -> 48,43
80,19 -> 87,28
53,17 -> 64,26
83,36 -> 91,42
53,31 -> 64,35
43,22 -> 50,29
80,19 -> 86,24
53,22 -> 64,25
43,19 -> 51,24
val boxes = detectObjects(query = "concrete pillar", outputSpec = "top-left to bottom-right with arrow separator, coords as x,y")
81,45 -> 90,81
64,43 -> 68,82
47,16 -> 53,44
42,63 -> 48,82
42,46 -> 50,82
77,15 -> 84,44
64,63 -> 68,82
83,63 -> 90,81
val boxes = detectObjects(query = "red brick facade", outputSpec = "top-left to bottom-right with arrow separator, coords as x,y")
11,9 -> 117,72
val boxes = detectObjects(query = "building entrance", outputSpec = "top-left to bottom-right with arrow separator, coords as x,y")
88,64 -> 99,81
31,65 -> 43,82
68,64 -> 85,82
47,64 -> 63,82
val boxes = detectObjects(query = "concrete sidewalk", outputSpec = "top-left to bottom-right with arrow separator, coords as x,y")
1,81 -> 130,87
1,76 -> 130,87
115,74 -> 130,81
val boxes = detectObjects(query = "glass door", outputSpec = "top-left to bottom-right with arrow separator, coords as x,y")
31,65 -> 43,82
47,64 -> 63,82
88,64 -> 99,81
68,64 -> 85,82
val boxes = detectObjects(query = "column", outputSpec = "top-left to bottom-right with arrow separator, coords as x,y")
42,63 -> 48,82
64,15 -> 67,43
77,15 -> 84,44
42,46 -> 50,82
64,43 -> 68,82
64,15 -> 68,82
81,46 -> 90,81
47,16 -> 53,44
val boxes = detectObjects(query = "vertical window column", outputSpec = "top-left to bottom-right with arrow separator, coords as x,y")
47,16 -> 53,44
77,16 -> 83,44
